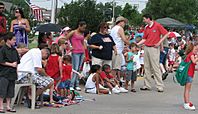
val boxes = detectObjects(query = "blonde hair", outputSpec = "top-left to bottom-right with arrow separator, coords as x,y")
58,38 -> 66,46
17,43 -> 26,48
50,43 -> 60,54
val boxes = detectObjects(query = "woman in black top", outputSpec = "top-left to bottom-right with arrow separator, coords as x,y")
88,22 -> 117,67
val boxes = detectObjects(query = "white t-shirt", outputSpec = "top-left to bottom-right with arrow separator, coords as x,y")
133,53 -> 141,71
138,50 -> 144,65
110,25 -> 125,54
168,48 -> 176,61
18,48 -> 42,80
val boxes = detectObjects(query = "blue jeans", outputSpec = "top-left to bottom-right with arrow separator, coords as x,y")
70,53 -> 84,88
160,47 -> 169,65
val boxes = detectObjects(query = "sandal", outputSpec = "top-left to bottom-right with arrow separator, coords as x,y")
0,109 -> 5,113
131,89 -> 136,92
6,108 -> 16,113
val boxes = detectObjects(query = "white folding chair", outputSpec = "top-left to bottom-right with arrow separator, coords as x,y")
11,71 -> 36,109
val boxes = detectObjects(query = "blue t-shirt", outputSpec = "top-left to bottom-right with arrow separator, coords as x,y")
88,33 -> 115,60
126,52 -> 135,70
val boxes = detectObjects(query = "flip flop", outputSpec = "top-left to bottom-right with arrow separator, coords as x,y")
7,109 -> 16,113
131,89 -> 136,92
0,110 -> 5,113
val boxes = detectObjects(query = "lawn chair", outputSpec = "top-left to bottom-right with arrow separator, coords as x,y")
11,71 -> 36,109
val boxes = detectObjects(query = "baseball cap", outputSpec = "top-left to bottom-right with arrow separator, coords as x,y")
62,26 -> 71,31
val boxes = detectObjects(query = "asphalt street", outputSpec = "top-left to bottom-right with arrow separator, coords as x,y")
12,72 -> 198,114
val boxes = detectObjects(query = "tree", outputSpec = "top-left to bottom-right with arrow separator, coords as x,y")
142,0 -> 198,25
121,3 -> 143,27
58,0 -> 103,32
57,0 -> 122,32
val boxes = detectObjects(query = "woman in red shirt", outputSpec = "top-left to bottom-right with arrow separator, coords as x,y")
183,42 -> 198,110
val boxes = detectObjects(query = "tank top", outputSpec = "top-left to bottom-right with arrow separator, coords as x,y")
85,73 -> 96,89
70,32 -> 85,53
45,55 -> 60,78
110,25 -> 124,54
13,20 -> 28,47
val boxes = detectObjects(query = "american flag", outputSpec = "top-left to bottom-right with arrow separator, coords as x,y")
30,4 -> 43,22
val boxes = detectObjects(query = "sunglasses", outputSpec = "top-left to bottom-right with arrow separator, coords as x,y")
0,7 -> 4,9
15,11 -> 19,13
103,26 -> 108,29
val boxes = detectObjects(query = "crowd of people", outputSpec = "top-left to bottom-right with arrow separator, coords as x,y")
0,2 -> 198,112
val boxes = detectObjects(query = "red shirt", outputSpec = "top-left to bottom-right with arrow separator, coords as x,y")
45,55 -> 60,78
143,21 -> 168,46
100,71 -> 114,80
185,52 -> 196,77
62,64 -> 72,81
0,15 -> 6,34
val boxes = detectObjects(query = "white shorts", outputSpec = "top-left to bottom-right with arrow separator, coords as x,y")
92,56 -> 112,67
85,87 -> 97,94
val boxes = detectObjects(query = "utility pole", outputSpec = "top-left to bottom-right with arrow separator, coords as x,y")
51,0 -> 57,23
112,0 -> 115,23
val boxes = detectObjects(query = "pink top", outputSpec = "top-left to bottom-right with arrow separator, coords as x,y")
71,32 -> 85,53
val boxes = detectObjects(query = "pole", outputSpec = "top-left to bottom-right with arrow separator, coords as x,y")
112,0 -> 115,23
51,0 -> 57,23
24,0 -> 31,7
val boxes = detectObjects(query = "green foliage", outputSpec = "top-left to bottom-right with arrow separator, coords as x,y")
143,0 -> 198,25
121,3 -> 143,27
57,0 -> 122,32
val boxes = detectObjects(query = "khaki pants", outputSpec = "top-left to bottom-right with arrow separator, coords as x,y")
143,46 -> 164,90
112,53 -> 123,70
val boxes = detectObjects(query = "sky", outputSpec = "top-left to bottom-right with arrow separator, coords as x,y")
30,0 -> 148,12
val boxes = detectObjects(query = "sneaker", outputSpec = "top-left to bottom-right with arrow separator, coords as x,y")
70,87 -> 74,91
119,87 -> 128,93
75,87 -> 81,91
115,85 -> 120,90
157,88 -> 164,92
120,79 -> 125,83
184,102 -> 196,111
108,91 -> 112,95
162,72 -> 169,80
112,88 -> 120,94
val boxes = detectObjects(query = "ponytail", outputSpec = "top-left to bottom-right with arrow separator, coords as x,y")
185,42 -> 198,55
185,43 -> 194,55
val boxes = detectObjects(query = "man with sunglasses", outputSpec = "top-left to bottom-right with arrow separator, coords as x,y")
0,2 -> 6,37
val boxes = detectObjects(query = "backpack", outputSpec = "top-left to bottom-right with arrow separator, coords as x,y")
174,58 -> 191,86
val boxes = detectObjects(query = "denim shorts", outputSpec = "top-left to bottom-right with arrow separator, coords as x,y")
58,80 -> 71,89
126,70 -> 137,81
186,76 -> 193,83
